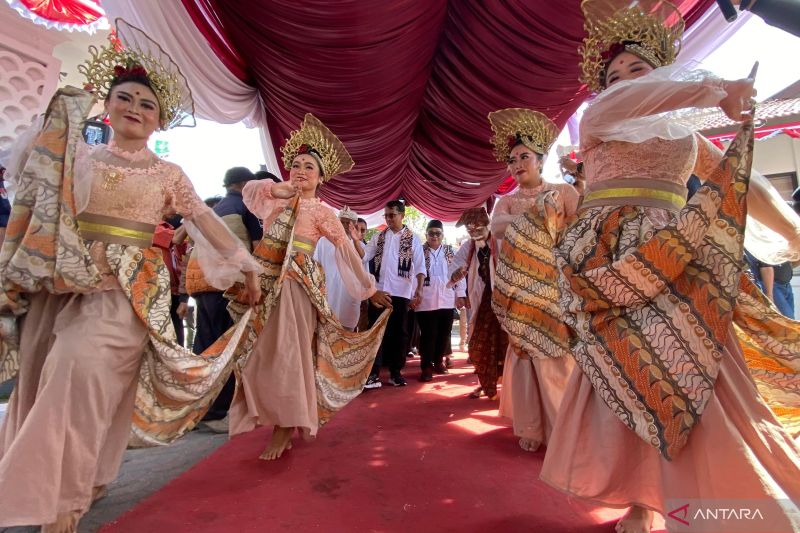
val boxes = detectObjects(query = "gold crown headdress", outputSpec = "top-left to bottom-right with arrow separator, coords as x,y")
488,108 -> 559,163
281,114 -> 354,181
579,0 -> 684,93
78,18 -> 195,130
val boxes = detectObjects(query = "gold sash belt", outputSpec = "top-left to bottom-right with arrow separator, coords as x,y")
581,178 -> 687,213
77,213 -> 156,248
292,239 -> 315,254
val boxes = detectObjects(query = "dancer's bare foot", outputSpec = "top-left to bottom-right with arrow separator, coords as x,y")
468,386 -> 483,398
518,438 -> 541,452
41,510 -> 81,533
615,506 -> 653,533
259,426 -> 294,460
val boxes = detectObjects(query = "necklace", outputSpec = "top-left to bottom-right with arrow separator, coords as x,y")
107,141 -> 151,162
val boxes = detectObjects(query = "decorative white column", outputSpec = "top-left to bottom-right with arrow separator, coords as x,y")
0,3 -> 65,152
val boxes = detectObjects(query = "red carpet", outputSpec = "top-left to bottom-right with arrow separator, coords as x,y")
103,352 -> 667,532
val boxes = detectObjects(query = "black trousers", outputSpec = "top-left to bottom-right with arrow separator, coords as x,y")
417,308 -> 455,369
193,292 -> 235,420
170,295 -> 185,347
407,309 -> 420,353
369,296 -> 410,377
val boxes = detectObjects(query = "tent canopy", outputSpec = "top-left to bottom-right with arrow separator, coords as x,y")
133,0 -> 716,218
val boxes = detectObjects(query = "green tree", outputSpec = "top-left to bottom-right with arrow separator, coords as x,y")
364,227 -> 380,242
402,206 -> 428,237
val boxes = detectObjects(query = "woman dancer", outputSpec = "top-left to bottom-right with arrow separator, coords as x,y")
227,114 -> 393,460
540,1 -> 800,532
0,20 -> 261,532
488,109 -> 580,453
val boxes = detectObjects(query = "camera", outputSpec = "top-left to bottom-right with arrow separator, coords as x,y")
82,118 -> 111,146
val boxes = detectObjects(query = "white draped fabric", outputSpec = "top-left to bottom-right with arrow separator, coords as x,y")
102,0 -> 281,174
313,237 -> 362,330
103,0 -> 262,126
679,3 -> 753,68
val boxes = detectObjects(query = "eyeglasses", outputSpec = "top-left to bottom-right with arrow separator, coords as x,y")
427,231 -> 443,236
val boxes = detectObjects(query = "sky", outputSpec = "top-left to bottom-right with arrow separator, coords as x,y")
697,14 -> 800,100
149,120 -> 265,202
147,8 -> 800,243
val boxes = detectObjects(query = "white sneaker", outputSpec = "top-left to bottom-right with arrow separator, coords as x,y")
364,375 -> 382,389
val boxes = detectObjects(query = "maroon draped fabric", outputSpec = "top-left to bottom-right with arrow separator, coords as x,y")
188,0 -> 714,220
179,0 -> 252,83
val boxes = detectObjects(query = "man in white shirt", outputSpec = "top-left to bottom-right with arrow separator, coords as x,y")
363,200 -> 426,387
415,220 -> 466,382
313,206 -> 364,331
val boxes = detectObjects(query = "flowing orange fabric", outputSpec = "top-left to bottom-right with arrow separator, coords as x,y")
557,121 -> 753,460
734,275 -> 800,436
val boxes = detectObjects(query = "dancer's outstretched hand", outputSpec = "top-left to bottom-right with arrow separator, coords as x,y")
720,78 -> 756,122
720,63 -> 758,122
244,271 -> 261,307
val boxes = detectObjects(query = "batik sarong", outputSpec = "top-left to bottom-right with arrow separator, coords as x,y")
556,122 -> 758,460
468,245 -> 507,397
492,190 -> 571,360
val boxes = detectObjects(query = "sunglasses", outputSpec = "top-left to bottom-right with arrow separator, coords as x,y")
427,230 -> 443,236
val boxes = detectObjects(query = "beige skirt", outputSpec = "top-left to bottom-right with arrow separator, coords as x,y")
499,346 -> 574,444
540,328 -> 800,530
0,289 -> 148,526
229,279 -> 320,437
